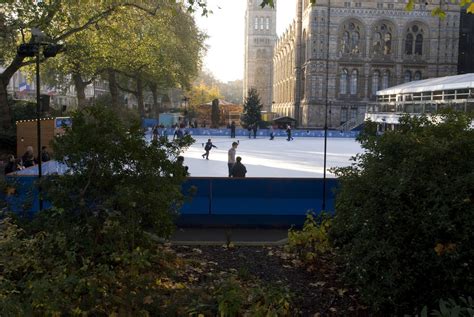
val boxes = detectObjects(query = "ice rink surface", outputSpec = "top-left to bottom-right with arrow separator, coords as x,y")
180,135 -> 363,178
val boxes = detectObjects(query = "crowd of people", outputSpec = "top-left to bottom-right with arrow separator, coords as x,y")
3,146 -> 51,175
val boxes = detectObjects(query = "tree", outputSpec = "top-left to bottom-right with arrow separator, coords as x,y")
0,0 -> 208,130
330,111 -> 474,314
211,98 -> 220,128
241,88 -> 262,128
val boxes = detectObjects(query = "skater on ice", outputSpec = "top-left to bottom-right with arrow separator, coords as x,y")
202,139 -> 217,160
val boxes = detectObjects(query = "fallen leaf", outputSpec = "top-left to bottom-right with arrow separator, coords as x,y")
337,288 -> 348,296
143,296 -> 153,304
309,281 -> 326,287
329,307 -> 337,312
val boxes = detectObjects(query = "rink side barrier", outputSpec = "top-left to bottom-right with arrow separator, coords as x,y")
3,176 -> 338,227
146,127 -> 359,138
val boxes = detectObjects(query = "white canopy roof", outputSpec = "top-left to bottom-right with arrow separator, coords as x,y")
377,73 -> 474,96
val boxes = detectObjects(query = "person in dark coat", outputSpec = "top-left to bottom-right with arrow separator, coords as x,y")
252,124 -> 258,139
230,121 -> 236,138
247,125 -> 252,139
176,156 -> 189,176
202,139 -> 217,160
22,146 -> 35,168
41,146 -> 51,162
231,156 -> 247,178
4,155 -> 18,175
286,124 -> 294,141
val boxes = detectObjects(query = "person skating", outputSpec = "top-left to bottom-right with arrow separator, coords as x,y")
247,125 -> 252,139
269,125 -> 275,140
286,124 -> 294,141
227,141 -> 238,177
202,139 -> 217,160
231,156 -> 247,178
230,121 -> 236,138
252,124 -> 258,139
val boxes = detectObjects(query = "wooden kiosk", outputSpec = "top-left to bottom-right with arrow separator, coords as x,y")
16,117 -> 71,158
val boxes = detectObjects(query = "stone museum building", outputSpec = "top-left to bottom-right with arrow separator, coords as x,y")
244,0 -> 461,128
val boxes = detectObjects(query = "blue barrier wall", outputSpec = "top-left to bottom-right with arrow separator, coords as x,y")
3,176 -> 339,227
145,127 -> 359,138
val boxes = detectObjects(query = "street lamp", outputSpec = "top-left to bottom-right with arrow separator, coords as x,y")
17,36 -> 63,211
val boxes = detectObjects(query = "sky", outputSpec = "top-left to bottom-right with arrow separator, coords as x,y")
194,0 -> 296,83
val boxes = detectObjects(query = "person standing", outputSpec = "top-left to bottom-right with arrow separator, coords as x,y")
22,146 -> 35,168
202,138 -> 217,160
227,141 -> 238,177
41,146 -> 51,162
152,125 -> 159,141
230,121 -> 236,138
4,154 -> 18,174
252,124 -> 258,139
231,156 -> 247,178
176,156 -> 189,176
247,125 -> 252,139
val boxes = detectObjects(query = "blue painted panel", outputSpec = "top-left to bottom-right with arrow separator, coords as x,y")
181,178 -> 210,214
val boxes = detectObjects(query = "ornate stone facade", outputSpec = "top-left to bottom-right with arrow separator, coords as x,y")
272,0 -> 460,128
243,0 -> 277,111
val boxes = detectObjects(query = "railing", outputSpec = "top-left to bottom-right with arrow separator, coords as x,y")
338,113 -> 366,131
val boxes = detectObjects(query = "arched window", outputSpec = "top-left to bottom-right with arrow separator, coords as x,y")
382,70 -> 390,89
340,21 -> 363,55
372,70 -> 380,94
414,71 -> 422,80
405,33 -> 413,55
372,23 -> 393,56
405,24 -> 424,56
266,17 -> 270,30
342,31 -> 350,53
260,17 -> 264,30
340,69 -> 348,94
254,17 -> 259,30
350,70 -> 358,95
373,32 -> 382,54
404,70 -> 412,83
384,33 -> 392,55
351,31 -> 360,54
415,34 -> 423,55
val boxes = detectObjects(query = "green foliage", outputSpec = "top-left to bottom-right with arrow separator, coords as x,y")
0,104 -> 196,315
421,297 -> 474,317
182,276 -> 292,317
286,212 -> 332,265
44,105 -> 193,240
241,88 -> 262,129
330,111 -> 474,314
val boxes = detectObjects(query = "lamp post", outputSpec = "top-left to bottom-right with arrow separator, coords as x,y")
17,35 -> 63,211
322,0 -> 331,212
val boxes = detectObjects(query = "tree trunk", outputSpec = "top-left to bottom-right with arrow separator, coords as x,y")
0,55 -> 25,131
136,77 -> 144,117
72,73 -> 88,109
0,78 -> 12,131
108,69 -> 119,108
149,82 -> 160,118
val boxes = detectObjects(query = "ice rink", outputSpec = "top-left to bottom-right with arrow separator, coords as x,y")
179,135 -> 363,178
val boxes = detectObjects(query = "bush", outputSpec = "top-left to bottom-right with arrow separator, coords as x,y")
286,212 -> 332,266
330,111 -> 474,314
0,105 -> 195,315
421,296 -> 474,317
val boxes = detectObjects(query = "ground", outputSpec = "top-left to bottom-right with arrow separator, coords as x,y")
174,245 -> 370,316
